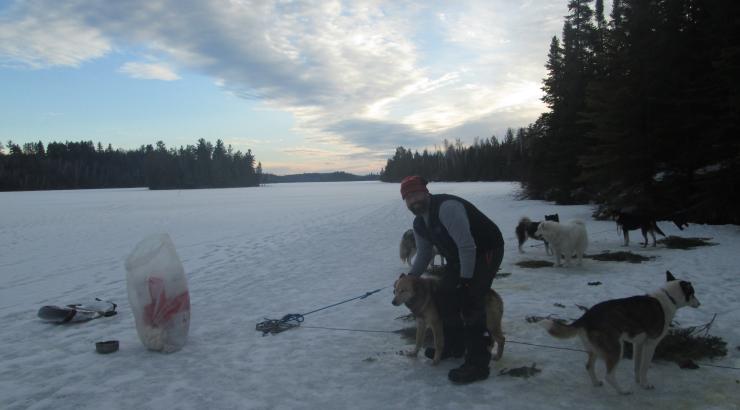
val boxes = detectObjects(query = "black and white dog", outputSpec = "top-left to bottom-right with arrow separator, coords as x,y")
615,212 -> 666,247
542,271 -> 700,395
516,214 -> 559,254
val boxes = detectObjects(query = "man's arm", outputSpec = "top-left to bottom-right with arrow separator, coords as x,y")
438,200 -> 476,279
408,230 -> 434,276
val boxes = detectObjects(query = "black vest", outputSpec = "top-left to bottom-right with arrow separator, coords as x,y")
413,194 -> 503,267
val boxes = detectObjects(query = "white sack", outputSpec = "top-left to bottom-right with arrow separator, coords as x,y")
125,233 -> 190,353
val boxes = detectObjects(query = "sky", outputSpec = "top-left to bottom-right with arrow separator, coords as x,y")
0,0 -> 569,175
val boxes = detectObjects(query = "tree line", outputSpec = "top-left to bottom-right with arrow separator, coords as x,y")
0,138 -> 261,191
381,0 -> 740,224
380,130 -> 527,183
262,171 -> 379,183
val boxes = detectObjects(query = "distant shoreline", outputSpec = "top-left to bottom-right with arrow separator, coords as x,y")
261,171 -> 379,184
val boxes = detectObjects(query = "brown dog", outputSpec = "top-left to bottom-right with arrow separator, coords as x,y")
392,273 -> 505,364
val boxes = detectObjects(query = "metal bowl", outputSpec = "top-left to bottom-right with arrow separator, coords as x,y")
95,340 -> 119,354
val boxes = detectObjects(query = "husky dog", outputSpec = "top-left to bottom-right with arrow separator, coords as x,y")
534,219 -> 588,266
615,212 -> 666,247
399,229 -> 444,267
541,271 -> 700,395
516,214 -> 559,254
392,274 -> 505,364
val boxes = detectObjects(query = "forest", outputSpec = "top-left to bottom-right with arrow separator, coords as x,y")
0,138 -> 261,190
380,0 -> 739,224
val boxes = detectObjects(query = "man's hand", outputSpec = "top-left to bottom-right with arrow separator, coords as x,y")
456,277 -> 473,304
457,277 -> 472,289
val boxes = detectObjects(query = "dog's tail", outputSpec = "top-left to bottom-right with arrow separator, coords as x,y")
653,223 -> 666,237
540,319 -> 579,339
515,218 -> 530,248
673,219 -> 688,230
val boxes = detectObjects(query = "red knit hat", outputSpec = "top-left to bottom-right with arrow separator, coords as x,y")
400,176 -> 429,199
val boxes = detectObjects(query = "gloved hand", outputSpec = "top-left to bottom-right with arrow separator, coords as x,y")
456,277 -> 473,306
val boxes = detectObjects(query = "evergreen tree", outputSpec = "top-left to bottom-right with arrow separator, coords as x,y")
0,138 -> 260,191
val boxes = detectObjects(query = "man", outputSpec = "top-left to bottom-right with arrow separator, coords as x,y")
401,175 -> 504,384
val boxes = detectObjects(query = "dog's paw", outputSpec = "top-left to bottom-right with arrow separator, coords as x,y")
405,349 -> 419,358
593,381 -> 604,387
640,383 -> 655,390
431,358 -> 441,365
618,390 -> 633,396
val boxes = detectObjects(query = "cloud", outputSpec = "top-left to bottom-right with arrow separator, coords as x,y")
118,62 -> 180,81
282,147 -> 337,156
325,118 -> 435,149
442,108 -> 541,142
0,0 -> 569,171
0,1 -> 111,68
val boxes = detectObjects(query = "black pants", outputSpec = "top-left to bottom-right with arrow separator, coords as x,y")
436,246 -> 503,366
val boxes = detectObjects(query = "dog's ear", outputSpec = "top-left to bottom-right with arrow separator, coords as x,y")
399,273 -> 406,278
666,270 -> 676,281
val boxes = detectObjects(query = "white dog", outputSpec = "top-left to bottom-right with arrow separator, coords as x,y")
534,220 -> 588,266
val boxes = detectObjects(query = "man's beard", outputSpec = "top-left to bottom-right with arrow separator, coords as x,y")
409,201 -> 428,215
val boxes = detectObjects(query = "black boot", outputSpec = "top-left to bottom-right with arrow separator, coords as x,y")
448,362 -> 490,384
448,323 -> 491,384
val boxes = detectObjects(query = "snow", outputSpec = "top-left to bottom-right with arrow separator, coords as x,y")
1,181 -> 738,410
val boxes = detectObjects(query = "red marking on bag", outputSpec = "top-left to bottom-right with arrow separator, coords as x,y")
143,277 -> 190,327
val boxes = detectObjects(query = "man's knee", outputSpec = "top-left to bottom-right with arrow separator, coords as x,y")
461,290 -> 487,324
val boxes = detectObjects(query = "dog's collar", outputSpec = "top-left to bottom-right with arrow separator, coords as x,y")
662,289 -> 677,306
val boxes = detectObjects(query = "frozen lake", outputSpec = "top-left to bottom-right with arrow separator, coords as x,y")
1,181 -> 738,409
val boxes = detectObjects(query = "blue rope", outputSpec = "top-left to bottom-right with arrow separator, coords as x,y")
256,286 -> 388,336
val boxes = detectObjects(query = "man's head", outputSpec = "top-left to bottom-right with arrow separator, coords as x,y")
400,175 -> 430,215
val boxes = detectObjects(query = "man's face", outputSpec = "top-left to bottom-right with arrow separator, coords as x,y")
405,191 -> 429,215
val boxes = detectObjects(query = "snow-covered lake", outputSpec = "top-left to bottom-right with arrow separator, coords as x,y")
1,181 -> 738,409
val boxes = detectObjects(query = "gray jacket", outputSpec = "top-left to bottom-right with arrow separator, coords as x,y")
408,199 -> 476,278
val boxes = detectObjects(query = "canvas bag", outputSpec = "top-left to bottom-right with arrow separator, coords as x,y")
125,233 -> 190,353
